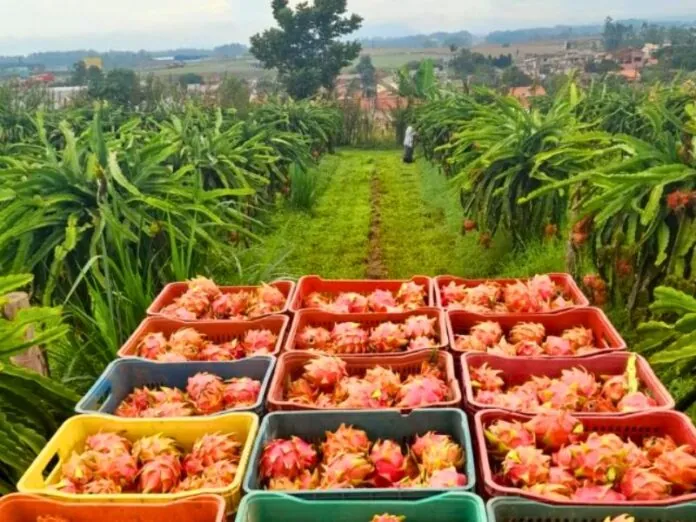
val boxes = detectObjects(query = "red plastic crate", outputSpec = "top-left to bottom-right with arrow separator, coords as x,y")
289,275 -> 434,313
118,315 -> 289,359
435,274 -> 589,311
447,308 -> 626,356
461,352 -> 675,416
0,494 -> 226,522
147,280 -> 295,319
267,350 -> 461,412
284,308 -> 448,354
474,409 -> 696,506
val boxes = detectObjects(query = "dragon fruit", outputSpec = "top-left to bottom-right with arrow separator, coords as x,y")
411,432 -> 451,459
470,363 -> 504,392
61,452 -> 95,485
508,322 -> 546,344
189,433 -> 241,469
525,412 -> 583,451
562,326 -> 594,350
141,403 -> 195,418
212,291 -> 249,319
572,433 -> 630,484
322,424 -> 371,463
571,484 -> 626,502
504,282 -> 538,313
397,281 -> 426,308
617,392 -> 657,412
198,459 -> 239,488
420,437 -> 464,474
656,446 -> 696,491
336,380 -> 391,409
168,328 -> 206,360
369,322 -> 409,353
502,446 -> 551,486
548,466 -> 578,491
526,482 -> 571,500
485,420 -> 536,454
82,479 -> 122,494
257,284 -> 286,308
186,372 -> 225,414
537,380 -> 582,410
303,356 -> 348,389
454,335 -> 487,352
529,275 -> 555,301
403,315 -> 436,338
514,341 -> 545,356
560,367 -> 599,398
427,467 -> 467,487
643,435 -> 678,460
320,453 -> 374,488
602,375 -> 628,403
371,515 -> 405,522
138,455 -> 181,493
296,326 -> 332,351
440,282 -> 467,306
139,333 -> 168,359
260,437 -> 317,480
334,292 -> 369,313
331,323 -> 369,354
189,277 -> 221,300
85,433 -> 132,456
409,336 -> 437,351
92,452 -> 138,487
620,467 -> 671,500
396,374 -> 449,408
132,435 -> 180,464
367,290 -> 398,312
223,377 -> 261,407
243,329 -> 277,354
470,321 -> 504,347
287,377 -> 318,404
364,367 -> 401,397
370,440 -> 406,486
542,336 -> 573,356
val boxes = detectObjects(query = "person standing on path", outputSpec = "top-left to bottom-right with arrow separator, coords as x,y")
403,124 -> 417,163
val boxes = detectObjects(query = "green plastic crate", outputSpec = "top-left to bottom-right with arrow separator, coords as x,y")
236,492 -> 486,522
243,409 -> 475,499
487,497 -> 696,521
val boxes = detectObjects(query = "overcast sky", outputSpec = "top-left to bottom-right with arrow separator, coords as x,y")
2,0 -> 696,55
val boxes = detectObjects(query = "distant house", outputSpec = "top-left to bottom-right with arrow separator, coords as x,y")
509,85 -> 547,107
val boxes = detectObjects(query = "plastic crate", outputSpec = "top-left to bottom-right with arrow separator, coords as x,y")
447,308 -> 626,356
461,352 -> 674,416
487,497 -> 696,521
267,351 -> 461,412
0,493 -> 226,522
235,493 -> 486,522
243,410 -> 475,498
474,409 -> 696,506
236,492 -> 486,522
75,356 -> 276,417
117,315 -> 289,360
284,308 -> 448,354
147,280 -> 295,318
289,275 -> 434,313
17,413 -> 259,514
435,274 -> 589,311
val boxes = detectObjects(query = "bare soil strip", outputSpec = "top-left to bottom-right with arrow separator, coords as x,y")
366,166 -> 388,279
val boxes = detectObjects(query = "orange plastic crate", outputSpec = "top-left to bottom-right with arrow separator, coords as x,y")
435,274 -> 589,311
0,494 -> 226,522
447,308 -> 626,356
289,275 -> 433,312
267,350 -> 461,412
147,280 -> 295,319
461,352 -> 675,416
118,315 -> 289,359
284,308 -> 448,354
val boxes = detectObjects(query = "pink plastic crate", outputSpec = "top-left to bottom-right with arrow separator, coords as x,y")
461,352 -> 675,415
289,275 -> 433,313
284,308 -> 448,354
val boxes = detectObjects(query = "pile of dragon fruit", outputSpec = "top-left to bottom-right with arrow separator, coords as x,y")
285,355 -> 451,409
51,432 -> 241,495
295,315 -> 439,354
259,424 -> 466,490
484,411 -> 696,502
440,275 -> 576,313
454,320 -> 599,356
302,281 -> 427,313
469,359 -> 658,413
114,372 -> 261,417
160,277 -> 286,320
137,327 -> 277,362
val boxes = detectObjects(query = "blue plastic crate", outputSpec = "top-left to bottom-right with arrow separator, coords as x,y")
236,492 -> 486,522
75,356 -> 276,417
487,497 -> 696,521
243,409 -> 475,499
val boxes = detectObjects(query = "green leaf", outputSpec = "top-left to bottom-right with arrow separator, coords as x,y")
655,222 -> 671,267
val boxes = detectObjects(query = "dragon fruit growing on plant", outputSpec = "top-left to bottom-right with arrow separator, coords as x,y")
302,281 -> 427,313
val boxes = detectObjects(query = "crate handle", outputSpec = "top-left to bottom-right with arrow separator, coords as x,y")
32,443 -> 63,486
80,374 -> 113,413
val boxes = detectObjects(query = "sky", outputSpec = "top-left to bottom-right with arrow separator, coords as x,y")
1,0 -> 696,55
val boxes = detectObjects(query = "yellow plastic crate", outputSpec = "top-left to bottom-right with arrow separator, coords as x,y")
17,413 -> 259,514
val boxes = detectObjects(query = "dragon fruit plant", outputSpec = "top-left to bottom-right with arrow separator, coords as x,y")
441,275 -> 577,313
285,355 -> 451,409
51,431 -> 241,495
454,319 -> 600,357
295,315 -> 439,354
160,276 -> 286,320
484,411 -> 696,503
303,281 -> 427,313
114,372 -> 261,417
259,423 -> 466,491
136,327 -> 277,361
469,355 -> 659,414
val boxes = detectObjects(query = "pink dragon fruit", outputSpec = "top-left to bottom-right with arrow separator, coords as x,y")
526,483 -> 571,501
320,453 -> 374,488
485,420 -> 536,454
440,282 -> 467,306
420,437 -> 464,474
61,452 -> 95,485
508,322 -> 546,344
139,333 -> 169,360
296,326 -> 332,351
656,446 -> 696,491
168,328 -> 206,360
403,315 -> 436,338
562,326 -> 594,350
470,321 -> 504,347
504,282 -> 538,313
560,367 -> 599,397
223,377 -> 261,407
186,372 -> 225,414
333,292 -> 369,313
303,356 -> 348,389
85,432 -> 132,455
82,478 -> 122,494
542,336 -> 574,356
92,452 -> 138,487
525,412 -> 583,451
243,329 -> 278,354
331,323 -> 369,354
502,446 -> 551,486
370,440 -> 406,486
514,341 -> 545,356
620,467 -> 671,500
257,284 -> 286,309
396,375 -> 449,408
211,292 -> 249,319
260,437 -> 317,480
617,392 -> 657,412
369,322 -> 408,353
454,335 -> 487,352
363,367 -> 402,397
528,275 -> 556,301
409,336 -> 437,351
371,515 -> 406,522
548,466 -> 578,491
411,432 -> 452,460
321,424 -> 371,463
138,455 -> 181,493
470,363 -> 504,392
397,281 -> 426,308
426,467 -> 467,488
571,485 -> 626,502
367,290 -> 398,312
537,380 -> 582,410
643,435 -> 678,460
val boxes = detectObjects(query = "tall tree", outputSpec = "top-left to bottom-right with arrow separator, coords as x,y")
356,55 -> 376,97
70,60 -> 87,86
250,0 -> 363,99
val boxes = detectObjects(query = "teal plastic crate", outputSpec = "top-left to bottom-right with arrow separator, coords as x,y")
236,492 -> 486,522
75,356 -> 275,417
243,409 -> 475,499
487,497 -> 696,521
